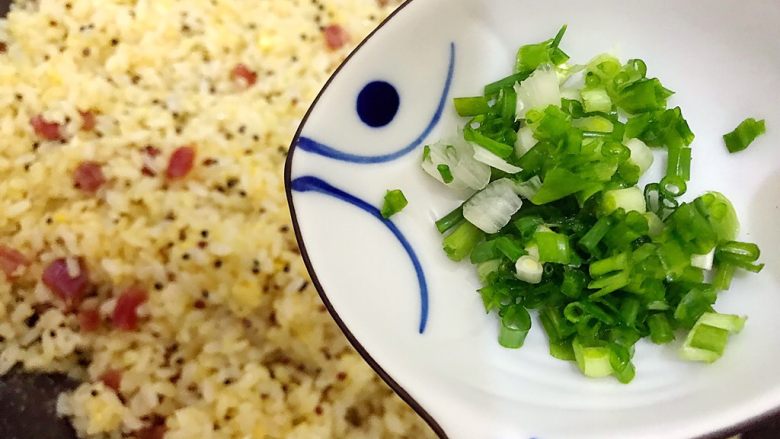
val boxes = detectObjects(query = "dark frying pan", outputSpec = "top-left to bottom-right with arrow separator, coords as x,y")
0,1 -> 777,438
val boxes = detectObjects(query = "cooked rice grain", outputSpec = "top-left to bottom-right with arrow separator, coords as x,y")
0,0 -> 435,437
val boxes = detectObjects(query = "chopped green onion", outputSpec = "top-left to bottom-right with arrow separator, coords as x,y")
420,27 -> 764,384
627,107 -> 694,149
624,138 -> 654,175
678,147 -> 692,181
572,115 -> 614,133
572,338 -> 613,378
589,252 -> 629,277
715,241 -> 764,273
453,96 -> 491,117
666,146 -> 692,182
690,249 -> 715,271
498,305 -> 532,348
463,178 -> 524,234
478,285 -> 500,312
681,312 -> 746,363
588,270 -> 630,298
514,126 -> 538,158
608,342 -> 632,373
601,141 -> 631,162
435,206 -> 464,234
679,344 -> 720,363
421,140 -> 491,190
616,78 -> 674,114
470,240 -> 501,264
612,361 -> 636,384
515,255 -> 543,284
484,72 -> 532,96
550,25 -> 568,52
694,192 -> 739,242
476,260 -> 502,284
464,128 -> 515,159
619,298 -> 640,327
581,88 -> 612,113
697,312 -> 746,333
513,215 -> 544,238
495,236 -> 525,262
578,216 -> 612,255
532,168 -> 590,205
549,340 -> 575,361
644,212 -> 664,237
564,301 -> 615,325
380,189 -> 408,219
602,187 -> 646,215
436,164 -> 453,183
673,285 -> 716,329
501,86 -> 517,122
534,231 -> 572,264
712,262 -> 736,291
659,175 -> 687,199
561,268 -> 586,298
443,221 -> 484,262
689,324 -> 728,353
647,313 -> 675,344
515,25 -> 569,74
723,118 -> 766,153
515,175 -> 543,200
514,66 -> 562,120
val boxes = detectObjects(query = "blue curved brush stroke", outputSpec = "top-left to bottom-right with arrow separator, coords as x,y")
291,176 -> 429,333
297,42 -> 456,164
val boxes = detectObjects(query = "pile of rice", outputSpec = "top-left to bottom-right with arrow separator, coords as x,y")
0,0 -> 435,437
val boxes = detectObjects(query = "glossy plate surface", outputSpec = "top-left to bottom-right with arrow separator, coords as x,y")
285,0 -> 780,437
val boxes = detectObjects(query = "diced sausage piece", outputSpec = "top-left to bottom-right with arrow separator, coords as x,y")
323,25 -> 349,50
30,115 -> 64,141
112,287 -> 148,331
78,308 -> 101,332
42,258 -> 90,306
0,245 -> 29,279
99,369 -> 122,392
73,161 -> 106,193
79,111 -> 96,131
231,64 -> 257,87
166,146 -> 196,180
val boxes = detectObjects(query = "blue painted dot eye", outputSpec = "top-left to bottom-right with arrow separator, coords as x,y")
356,81 -> 400,128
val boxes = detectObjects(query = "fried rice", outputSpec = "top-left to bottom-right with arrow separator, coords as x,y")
0,0 -> 435,437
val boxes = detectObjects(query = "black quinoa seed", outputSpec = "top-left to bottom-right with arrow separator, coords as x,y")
24,313 -> 40,328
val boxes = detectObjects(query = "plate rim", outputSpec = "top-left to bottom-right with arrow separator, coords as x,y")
282,1 -> 778,437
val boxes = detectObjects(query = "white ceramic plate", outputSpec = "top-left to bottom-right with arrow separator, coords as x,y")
285,1 -> 780,437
